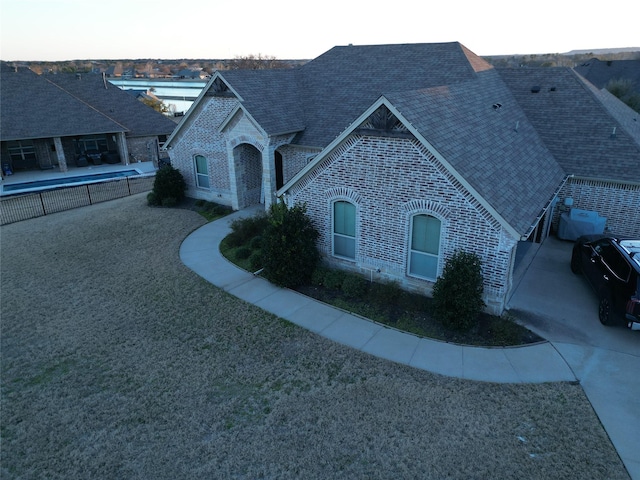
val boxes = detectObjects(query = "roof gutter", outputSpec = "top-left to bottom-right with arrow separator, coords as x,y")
568,175 -> 640,187
520,174 -> 572,241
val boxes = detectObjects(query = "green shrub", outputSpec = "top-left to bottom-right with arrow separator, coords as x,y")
147,191 -> 160,206
342,273 -> 369,298
151,165 -> 186,205
249,251 -> 263,271
369,280 -> 402,306
249,235 -> 263,250
226,214 -> 269,248
311,267 -> 329,286
161,197 -> 177,207
432,250 -> 485,332
205,202 -> 232,216
235,246 -> 252,260
323,270 -> 345,290
261,202 -> 320,288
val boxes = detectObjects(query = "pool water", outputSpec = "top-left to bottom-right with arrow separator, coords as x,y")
3,169 -> 141,192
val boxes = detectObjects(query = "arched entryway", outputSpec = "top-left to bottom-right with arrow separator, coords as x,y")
233,143 -> 263,208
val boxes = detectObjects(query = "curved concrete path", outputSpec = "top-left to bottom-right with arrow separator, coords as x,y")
508,236 -> 640,480
179,208 -> 575,385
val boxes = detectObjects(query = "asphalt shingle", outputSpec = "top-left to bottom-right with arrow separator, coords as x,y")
1,66 -> 126,141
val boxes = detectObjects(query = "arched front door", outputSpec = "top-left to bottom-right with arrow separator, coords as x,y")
233,143 -> 262,208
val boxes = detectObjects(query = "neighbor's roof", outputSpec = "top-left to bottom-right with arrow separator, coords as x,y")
574,58 -> 640,91
498,67 -> 640,183
44,73 -> 177,138
0,63 -> 127,141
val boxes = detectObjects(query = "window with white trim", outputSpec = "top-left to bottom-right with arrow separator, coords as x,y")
193,154 -> 210,188
408,214 -> 441,280
333,200 -> 356,259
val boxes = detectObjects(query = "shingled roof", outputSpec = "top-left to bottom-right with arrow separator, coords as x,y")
292,42 -> 492,147
0,63 -> 176,143
1,64 -> 126,142
201,42 -> 493,148
498,67 -> 640,183
220,68 -> 306,137
574,58 -> 640,92
44,73 -> 176,138
386,69 -> 565,234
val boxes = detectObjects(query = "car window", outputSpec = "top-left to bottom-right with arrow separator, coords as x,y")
601,247 -> 631,281
592,239 -> 612,256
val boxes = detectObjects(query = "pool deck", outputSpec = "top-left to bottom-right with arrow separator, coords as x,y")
0,161 -> 157,196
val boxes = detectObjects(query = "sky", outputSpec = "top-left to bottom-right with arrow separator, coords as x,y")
1,0 -> 639,61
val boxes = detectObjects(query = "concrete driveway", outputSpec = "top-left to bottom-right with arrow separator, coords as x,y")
508,236 -> 640,480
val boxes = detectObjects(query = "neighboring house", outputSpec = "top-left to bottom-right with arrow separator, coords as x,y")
175,69 -> 207,80
164,42 -> 640,315
104,64 -> 124,77
0,63 -> 177,173
574,58 -> 640,94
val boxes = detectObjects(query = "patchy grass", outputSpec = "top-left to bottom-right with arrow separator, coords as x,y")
0,194 -> 628,479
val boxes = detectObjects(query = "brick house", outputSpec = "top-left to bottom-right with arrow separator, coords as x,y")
164,43 -> 640,314
0,63 -> 176,174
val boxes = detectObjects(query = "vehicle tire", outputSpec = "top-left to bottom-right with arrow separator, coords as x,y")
570,249 -> 582,274
598,294 -> 613,326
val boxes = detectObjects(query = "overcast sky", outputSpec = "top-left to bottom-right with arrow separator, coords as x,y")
1,0 -> 639,61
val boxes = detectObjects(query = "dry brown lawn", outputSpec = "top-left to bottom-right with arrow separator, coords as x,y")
0,194 -> 629,479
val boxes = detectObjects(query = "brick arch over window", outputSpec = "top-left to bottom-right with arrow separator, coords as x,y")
324,187 -> 363,205
401,199 -> 451,220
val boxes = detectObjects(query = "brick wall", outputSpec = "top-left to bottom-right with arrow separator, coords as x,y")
127,136 -> 161,165
556,178 -> 640,237
168,97 -> 238,204
277,145 -> 320,186
286,134 -> 517,315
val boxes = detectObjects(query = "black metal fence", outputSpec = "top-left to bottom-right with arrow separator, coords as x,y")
0,174 -> 155,226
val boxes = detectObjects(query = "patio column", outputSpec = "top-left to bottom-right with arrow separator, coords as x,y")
53,137 -> 67,172
116,132 -> 129,165
262,145 -> 275,210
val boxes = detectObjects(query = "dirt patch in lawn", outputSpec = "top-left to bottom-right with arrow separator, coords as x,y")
0,195 -> 629,479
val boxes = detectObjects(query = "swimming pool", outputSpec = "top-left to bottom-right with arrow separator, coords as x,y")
2,169 -> 141,193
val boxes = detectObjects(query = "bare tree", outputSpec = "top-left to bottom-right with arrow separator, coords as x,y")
228,54 -> 290,70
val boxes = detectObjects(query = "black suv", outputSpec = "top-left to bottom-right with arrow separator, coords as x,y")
571,235 -> 640,329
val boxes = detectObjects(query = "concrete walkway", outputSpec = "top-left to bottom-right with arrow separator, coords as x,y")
179,208 -> 576,384
508,236 -> 640,480
180,209 -> 640,479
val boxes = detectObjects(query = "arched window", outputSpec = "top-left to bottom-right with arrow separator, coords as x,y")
333,200 -> 356,260
193,154 -> 209,188
408,214 -> 441,280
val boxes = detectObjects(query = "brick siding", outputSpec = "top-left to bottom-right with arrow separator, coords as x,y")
286,134 -> 517,314
168,97 -> 238,204
556,178 -> 640,237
